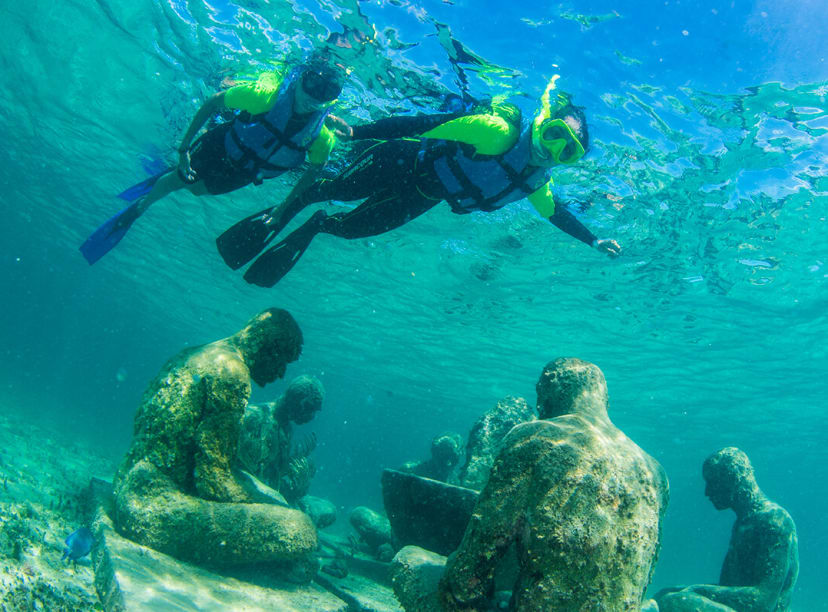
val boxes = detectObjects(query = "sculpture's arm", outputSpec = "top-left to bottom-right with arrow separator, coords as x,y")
193,363 -> 251,502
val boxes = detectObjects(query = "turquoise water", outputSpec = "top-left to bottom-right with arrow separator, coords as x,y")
1,0 -> 826,608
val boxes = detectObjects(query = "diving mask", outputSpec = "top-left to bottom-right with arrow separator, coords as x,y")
536,118 -> 585,165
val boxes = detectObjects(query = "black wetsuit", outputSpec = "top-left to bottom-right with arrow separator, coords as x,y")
282,113 -> 598,246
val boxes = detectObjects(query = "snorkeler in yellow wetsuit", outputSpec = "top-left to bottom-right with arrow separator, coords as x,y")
80,59 -> 344,264
216,76 -> 621,287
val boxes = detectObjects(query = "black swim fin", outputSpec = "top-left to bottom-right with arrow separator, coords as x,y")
243,211 -> 327,288
215,207 -> 276,270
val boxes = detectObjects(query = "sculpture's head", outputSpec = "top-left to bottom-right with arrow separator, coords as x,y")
281,374 -> 325,424
536,357 -> 608,420
234,308 -> 303,387
431,432 -> 463,468
702,447 -> 757,511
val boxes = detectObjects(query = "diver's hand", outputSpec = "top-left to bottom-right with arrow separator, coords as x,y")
178,148 -> 197,184
326,114 -> 353,140
594,238 -> 621,258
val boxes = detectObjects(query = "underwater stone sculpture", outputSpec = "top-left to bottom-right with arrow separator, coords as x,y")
458,395 -> 535,491
237,374 -> 324,503
655,447 -> 799,612
399,431 -> 464,483
438,357 -> 669,611
112,308 -> 318,567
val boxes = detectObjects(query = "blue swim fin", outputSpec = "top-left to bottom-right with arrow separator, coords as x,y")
80,168 -> 172,265
79,201 -> 144,265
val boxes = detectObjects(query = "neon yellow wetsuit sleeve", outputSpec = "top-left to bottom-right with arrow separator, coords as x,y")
526,180 -> 556,217
224,71 -> 284,115
307,125 -> 336,165
422,114 -> 518,156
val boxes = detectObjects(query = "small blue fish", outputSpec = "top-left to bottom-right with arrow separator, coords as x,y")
62,527 -> 94,561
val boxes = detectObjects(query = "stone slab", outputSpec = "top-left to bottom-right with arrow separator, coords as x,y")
316,572 -> 403,612
381,469 -> 479,556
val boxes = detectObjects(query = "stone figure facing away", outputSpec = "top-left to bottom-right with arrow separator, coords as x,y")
655,447 -> 799,612
438,357 -> 669,611
238,374 -> 324,503
113,308 -> 318,567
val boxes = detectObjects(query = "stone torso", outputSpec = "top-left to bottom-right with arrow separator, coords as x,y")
720,503 -> 799,611
115,342 -> 251,495
504,416 -> 668,610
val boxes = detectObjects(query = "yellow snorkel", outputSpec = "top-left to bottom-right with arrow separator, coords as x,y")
532,75 -> 586,165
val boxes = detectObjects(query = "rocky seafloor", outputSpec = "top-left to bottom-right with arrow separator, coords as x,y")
0,411 -> 114,611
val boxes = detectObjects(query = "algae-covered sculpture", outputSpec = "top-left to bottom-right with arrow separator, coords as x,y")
112,308 -> 317,567
458,395 -> 534,491
399,431 -> 463,483
438,357 -> 669,611
238,374 -> 324,503
655,447 -> 799,612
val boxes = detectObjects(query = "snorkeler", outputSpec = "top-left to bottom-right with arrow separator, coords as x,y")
79,59 -> 345,264
216,75 -> 621,287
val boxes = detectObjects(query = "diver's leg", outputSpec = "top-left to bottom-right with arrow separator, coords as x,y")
266,140 -> 420,239
304,140 -> 420,204
135,170 -> 187,214
320,190 -> 439,239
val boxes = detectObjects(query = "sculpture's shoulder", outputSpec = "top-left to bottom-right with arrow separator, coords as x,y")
186,341 -> 248,381
752,502 -> 797,540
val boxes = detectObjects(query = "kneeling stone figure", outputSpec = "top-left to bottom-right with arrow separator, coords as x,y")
112,308 -> 317,567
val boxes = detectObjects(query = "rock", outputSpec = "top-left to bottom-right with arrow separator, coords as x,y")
376,542 -> 395,562
349,506 -> 392,550
381,469 -> 478,556
298,496 -> 336,529
439,358 -> 669,611
390,546 -> 446,612
459,396 -> 534,491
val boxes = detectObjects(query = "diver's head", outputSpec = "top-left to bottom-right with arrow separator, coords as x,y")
295,61 -> 344,114
530,77 -> 589,167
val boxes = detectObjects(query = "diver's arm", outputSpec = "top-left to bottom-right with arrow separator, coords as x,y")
267,163 -> 325,225
527,184 -> 621,257
177,91 -> 227,181
266,124 -> 336,222
552,208 -> 621,256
